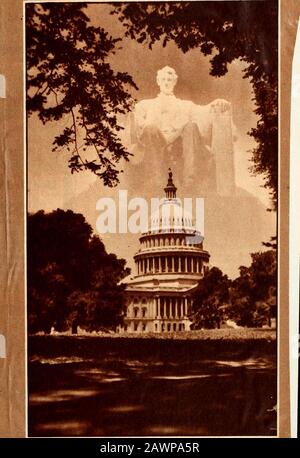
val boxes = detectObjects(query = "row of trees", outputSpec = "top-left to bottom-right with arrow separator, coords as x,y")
28,209 -> 130,334
191,250 -> 276,329
28,209 -> 276,333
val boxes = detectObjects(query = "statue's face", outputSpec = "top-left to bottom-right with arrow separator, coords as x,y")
157,72 -> 177,95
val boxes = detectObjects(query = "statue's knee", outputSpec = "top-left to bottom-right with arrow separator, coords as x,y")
142,124 -> 161,135
182,121 -> 199,133
140,124 -> 166,148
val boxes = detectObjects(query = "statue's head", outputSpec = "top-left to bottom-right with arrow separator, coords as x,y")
156,66 -> 178,95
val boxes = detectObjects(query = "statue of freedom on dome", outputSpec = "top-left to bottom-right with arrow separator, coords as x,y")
122,66 -> 236,196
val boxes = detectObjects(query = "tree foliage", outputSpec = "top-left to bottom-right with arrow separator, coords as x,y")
191,267 -> 231,329
113,1 -> 278,205
190,250 -> 277,329
26,3 -> 137,186
229,250 -> 277,327
28,209 -> 130,333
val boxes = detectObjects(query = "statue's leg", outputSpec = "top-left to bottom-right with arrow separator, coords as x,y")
163,138 -> 184,187
140,124 -> 167,151
211,111 -> 235,196
134,125 -> 167,196
181,122 -> 217,194
181,122 -> 202,184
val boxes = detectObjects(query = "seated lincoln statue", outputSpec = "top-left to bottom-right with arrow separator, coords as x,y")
121,66 -> 236,197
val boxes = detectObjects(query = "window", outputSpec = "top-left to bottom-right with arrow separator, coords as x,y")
133,307 -> 139,318
142,324 -> 146,332
134,323 -> 138,331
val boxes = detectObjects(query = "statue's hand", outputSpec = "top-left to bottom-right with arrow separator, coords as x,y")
210,99 -> 231,114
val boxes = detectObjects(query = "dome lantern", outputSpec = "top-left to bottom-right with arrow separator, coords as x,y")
164,168 -> 177,199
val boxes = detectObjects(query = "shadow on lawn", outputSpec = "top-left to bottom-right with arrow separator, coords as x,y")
28,338 -> 277,437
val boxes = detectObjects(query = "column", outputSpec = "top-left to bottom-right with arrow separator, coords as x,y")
163,298 -> 166,318
147,258 -> 150,274
196,258 -> 199,273
185,256 -> 188,272
184,297 -> 188,316
175,298 -> 178,319
158,256 -> 162,272
180,298 -> 183,318
158,297 -> 161,318
172,256 -> 175,272
178,256 -> 182,273
137,261 -> 140,275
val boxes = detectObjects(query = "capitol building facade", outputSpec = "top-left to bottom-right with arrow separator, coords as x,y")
121,170 -> 210,333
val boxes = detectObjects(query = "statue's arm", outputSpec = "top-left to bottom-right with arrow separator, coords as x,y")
209,99 -> 238,142
191,98 -> 235,146
191,103 -> 213,146
209,98 -> 232,114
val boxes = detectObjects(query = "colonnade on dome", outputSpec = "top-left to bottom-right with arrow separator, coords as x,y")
135,254 -> 208,275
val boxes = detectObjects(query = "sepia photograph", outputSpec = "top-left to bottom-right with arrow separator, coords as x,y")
25,0 -> 279,437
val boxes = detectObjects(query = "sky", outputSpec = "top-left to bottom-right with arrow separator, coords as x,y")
27,3 -> 276,278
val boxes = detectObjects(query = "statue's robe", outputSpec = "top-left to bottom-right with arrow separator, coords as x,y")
120,93 -> 235,198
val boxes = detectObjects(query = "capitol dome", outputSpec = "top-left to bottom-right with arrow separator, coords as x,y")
149,170 -> 200,234
122,169 -> 210,334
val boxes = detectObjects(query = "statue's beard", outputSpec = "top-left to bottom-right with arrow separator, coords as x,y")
157,83 -> 175,95
159,89 -> 175,96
